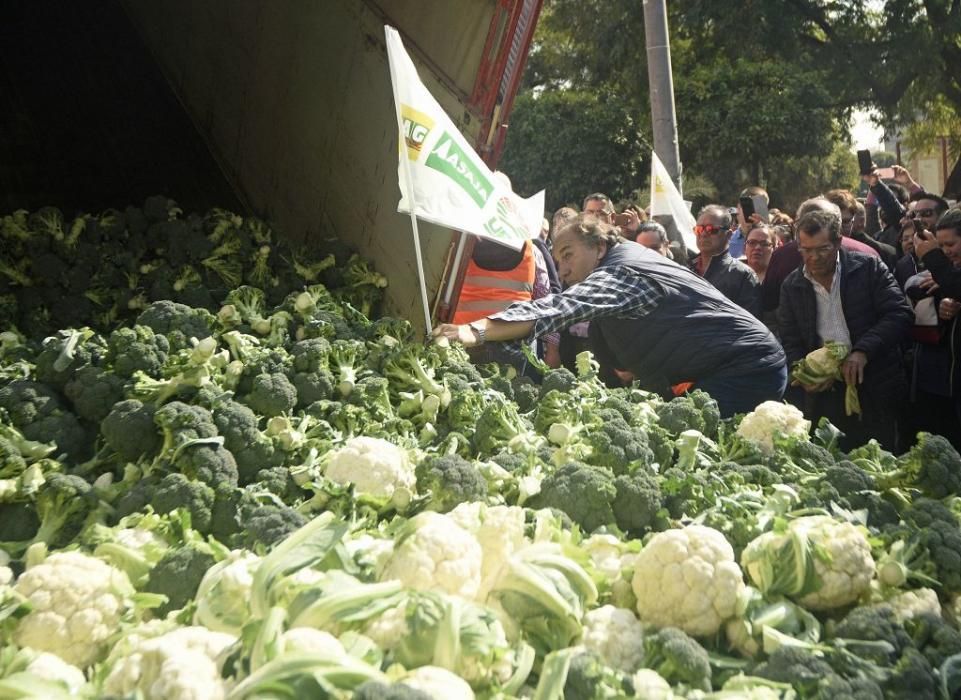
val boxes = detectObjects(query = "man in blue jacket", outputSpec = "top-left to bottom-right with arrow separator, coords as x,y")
778,200 -> 912,451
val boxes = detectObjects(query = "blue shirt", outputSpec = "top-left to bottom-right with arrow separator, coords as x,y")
728,227 -> 747,259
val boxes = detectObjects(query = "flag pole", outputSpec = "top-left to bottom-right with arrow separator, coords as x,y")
385,26 -> 433,336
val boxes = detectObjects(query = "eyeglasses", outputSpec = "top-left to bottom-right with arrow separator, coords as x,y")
745,240 -> 773,249
910,208 -> 936,219
694,224 -> 725,236
798,244 -> 837,258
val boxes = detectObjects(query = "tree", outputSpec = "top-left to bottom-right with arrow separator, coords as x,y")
498,90 -> 650,211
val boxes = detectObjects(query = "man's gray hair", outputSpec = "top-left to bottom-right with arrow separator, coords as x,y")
796,208 -> 842,243
636,221 -> 669,244
698,204 -> 733,229
795,196 -> 841,221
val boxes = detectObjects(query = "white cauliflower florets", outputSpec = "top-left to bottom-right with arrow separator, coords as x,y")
24,651 -> 88,694
449,502 -> 527,599
281,628 -> 347,659
736,401 -> 810,453
193,550 -> 261,635
401,665 -> 476,700
380,511 -> 482,599
13,551 -> 134,668
888,587 -> 942,622
102,625 -> 235,700
325,436 -> 415,499
581,604 -> 646,672
632,525 -> 745,637
632,668 -> 674,699
741,515 -> 873,611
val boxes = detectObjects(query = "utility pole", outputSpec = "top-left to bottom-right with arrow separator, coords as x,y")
643,0 -> 682,193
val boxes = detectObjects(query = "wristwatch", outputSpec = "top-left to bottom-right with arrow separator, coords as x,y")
468,321 -> 486,345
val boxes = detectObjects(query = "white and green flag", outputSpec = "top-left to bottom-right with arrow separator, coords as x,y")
385,26 -> 544,251
650,151 -> 698,252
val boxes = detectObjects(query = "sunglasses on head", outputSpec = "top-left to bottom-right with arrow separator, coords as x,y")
910,208 -> 936,219
694,224 -> 725,235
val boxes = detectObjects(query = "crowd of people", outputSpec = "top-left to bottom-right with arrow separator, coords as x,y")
434,165 -> 961,454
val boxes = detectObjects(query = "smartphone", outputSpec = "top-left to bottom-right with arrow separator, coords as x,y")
613,213 -> 631,227
857,149 -> 873,176
751,194 -> 770,223
876,167 -> 895,179
739,196 -> 755,220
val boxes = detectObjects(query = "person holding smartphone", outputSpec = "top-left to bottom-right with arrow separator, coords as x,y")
729,186 -> 769,259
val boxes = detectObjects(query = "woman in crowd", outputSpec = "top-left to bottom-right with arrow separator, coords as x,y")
742,223 -> 778,283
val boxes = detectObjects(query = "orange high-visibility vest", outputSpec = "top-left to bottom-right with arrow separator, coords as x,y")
451,241 -> 536,325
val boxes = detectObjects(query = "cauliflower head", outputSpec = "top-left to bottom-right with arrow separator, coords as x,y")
740,515 -> 873,611
24,651 -> 88,694
13,551 -> 134,668
632,525 -> 745,637
632,668 -> 674,699
102,625 -> 235,700
581,604 -> 646,672
325,436 -> 415,499
736,401 -> 810,454
887,587 -> 942,622
193,549 -> 261,635
401,665 -> 476,700
449,502 -> 527,599
380,511 -> 482,599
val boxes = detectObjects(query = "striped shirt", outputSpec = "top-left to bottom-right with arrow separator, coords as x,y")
802,252 -> 852,347
490,266 -> 666,337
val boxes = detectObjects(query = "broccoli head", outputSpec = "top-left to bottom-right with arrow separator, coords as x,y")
539,367 -> 577,398
563,650 -> 633,698
612,468 -> 662,534
107,325 -> 170,378
64,365 -> 125,424
415,454 -> 488,513
642,626 -> 712,692
831,604 -> 912,664
151,473 -> 216,534
0,380 -> 90,463
211,398 -> 284,484
32,472 -> 102,549
136,299 -> 216,352
232,504 -> 307,554
33,328 -> 107,388
173,443 -> 239,488
654,391 -> 720,438
892,432 -> 961,499
907,614 -> 961,670
251,466 -> 304,504
144,542 -> 216,616
753,645 -> 834,696
154,401 -> 218,455
884,648 -> 937,700
243,372 -> 297,418
101,399 -> 161,463
529,462 -> 617,533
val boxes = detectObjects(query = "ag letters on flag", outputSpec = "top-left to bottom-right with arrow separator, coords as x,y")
386,26 -> 544,250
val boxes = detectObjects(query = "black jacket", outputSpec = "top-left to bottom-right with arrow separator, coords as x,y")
778,249 -> 911,401
692,250 -> 761,318
590,242 -> 784,395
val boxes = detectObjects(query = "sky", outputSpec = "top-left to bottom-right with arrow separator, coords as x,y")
850,108 -> 886,151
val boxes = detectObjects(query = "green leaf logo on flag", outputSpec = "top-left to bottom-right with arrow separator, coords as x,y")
426,132 -> 493,207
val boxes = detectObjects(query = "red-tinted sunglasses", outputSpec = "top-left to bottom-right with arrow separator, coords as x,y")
694,224 -> 725,235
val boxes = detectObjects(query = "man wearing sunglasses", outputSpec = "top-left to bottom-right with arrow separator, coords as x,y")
691,205 -> 761,318
907,192 -> 949,237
